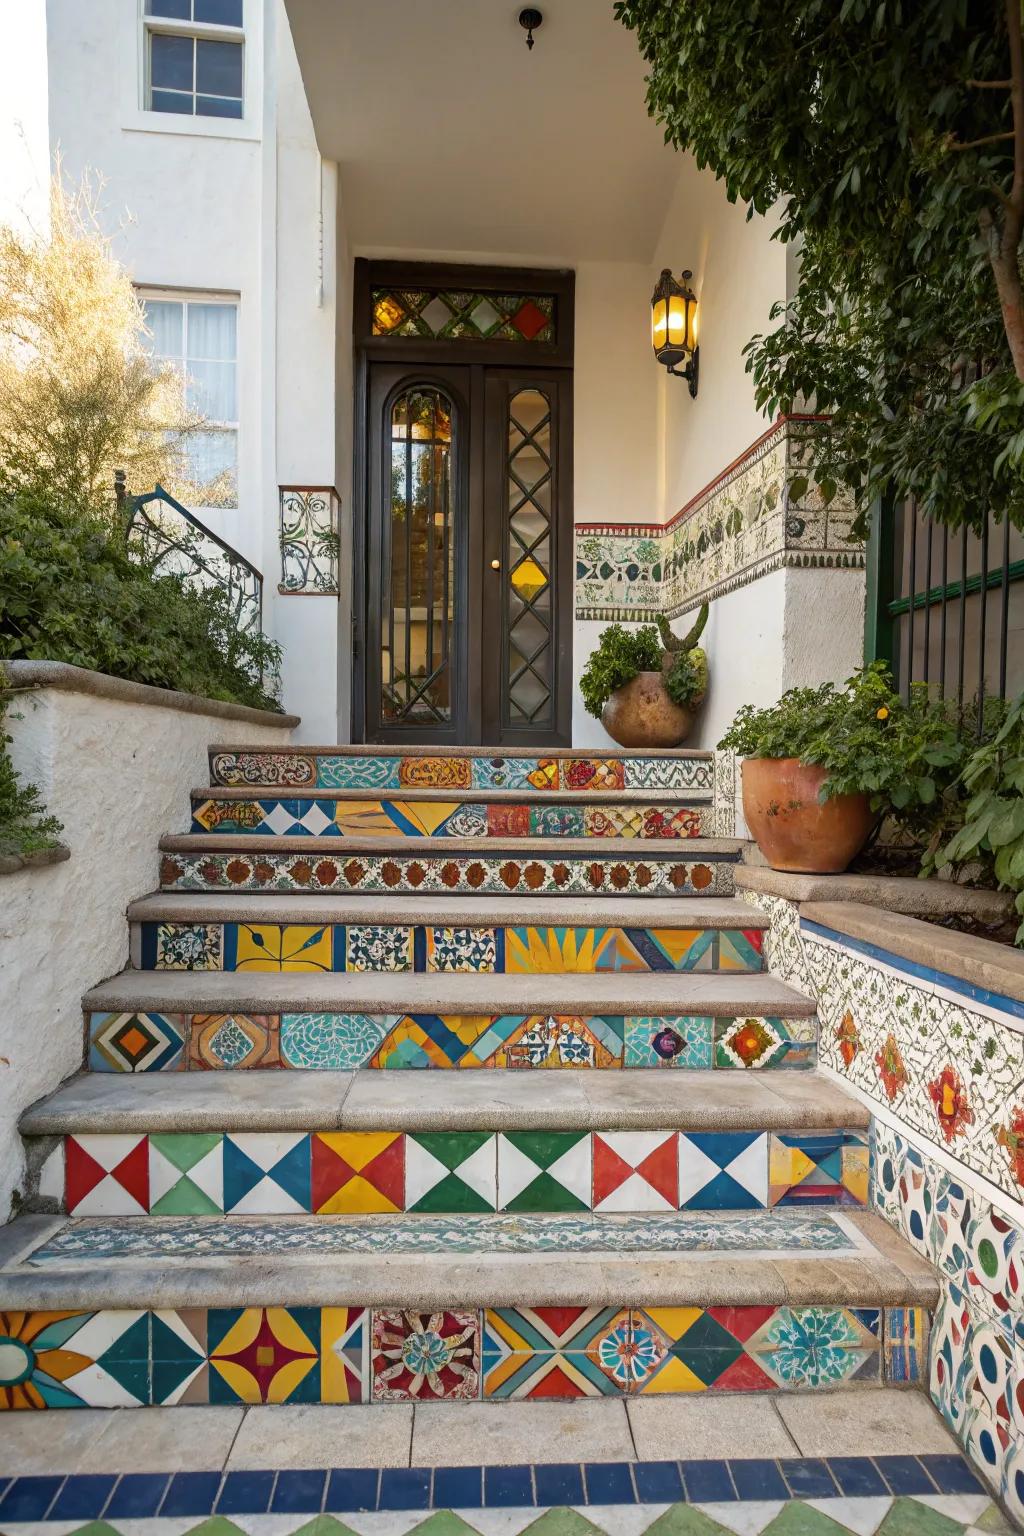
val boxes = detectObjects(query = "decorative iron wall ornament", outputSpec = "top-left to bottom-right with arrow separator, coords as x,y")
278,486 -> 340,596
125,483 -> 263,633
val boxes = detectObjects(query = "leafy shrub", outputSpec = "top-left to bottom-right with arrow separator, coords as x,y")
0,694 -> 63,856
937,694 -> 1024,943
1,491 -> 282,712
664,646 -> 707,710
579,624 -> 662,718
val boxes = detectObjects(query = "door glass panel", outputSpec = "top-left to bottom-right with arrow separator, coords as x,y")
381,387 -> 455,724
505,388 -> 554,726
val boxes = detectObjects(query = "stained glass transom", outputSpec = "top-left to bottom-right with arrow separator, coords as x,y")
382,389 -> 456,725
372,289 -> 555,344
505,389 -> 554,726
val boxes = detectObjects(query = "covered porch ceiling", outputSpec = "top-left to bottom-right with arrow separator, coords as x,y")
283,0 -> 681,263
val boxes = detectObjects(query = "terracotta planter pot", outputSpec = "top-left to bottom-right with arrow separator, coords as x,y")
741,757 -> 876,874
601,671 -> 694,749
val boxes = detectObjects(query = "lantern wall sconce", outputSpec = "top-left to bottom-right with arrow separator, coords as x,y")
651,268 -> 699,398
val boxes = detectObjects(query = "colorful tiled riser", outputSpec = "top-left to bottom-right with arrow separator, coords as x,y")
45,1128 -> 868,1214
574,415 -> 864,623
157,850 -> 736,897
86,1010 -> 816,1071
209,752 -> 715,793
0,1456 -> 1005,1534
739,887 -> 1024,1524
139,923 -> 765,974
190,796 -> 712,839
0,1302 -> 922,1408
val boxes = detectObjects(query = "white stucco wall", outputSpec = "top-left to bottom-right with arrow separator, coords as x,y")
0,678 -> 292,1222
0,0 -> 49,234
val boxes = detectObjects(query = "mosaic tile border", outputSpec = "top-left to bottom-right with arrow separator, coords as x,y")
86,1011 -> 817,1072
158,850 -> 737,897
872,1121 -> 1024,1523
190,796 -> 712,839
0,1455 -> 995,1527
48,1129 -> 868,1215
139,922 -> 765,975
0,1302 -> 914,1409
574,415 -> 864,621
208,752 -> 716,793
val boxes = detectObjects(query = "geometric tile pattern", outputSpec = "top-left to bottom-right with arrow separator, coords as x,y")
209,750 -> 717,793
872,1120 -> 1024,1522
575,415 -> 863,621
801,918 -> 1024,1201
0,1303 -> 917,1409
191,794 -> 711,839
88,1012 -> 185,1072
143,922 -> 765,974
60,1129 -> 866,1213
0,1462 -> 1002,1526
158,849 -> 737,897
86,1010 -> 818,1071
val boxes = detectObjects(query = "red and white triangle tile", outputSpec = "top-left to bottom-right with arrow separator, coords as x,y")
592,1131 -> 679,1211
65,1134 -> 150,1215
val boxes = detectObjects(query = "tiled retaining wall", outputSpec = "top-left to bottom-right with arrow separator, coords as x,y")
741,888 -> 1024,1523
574,415 -> 864,622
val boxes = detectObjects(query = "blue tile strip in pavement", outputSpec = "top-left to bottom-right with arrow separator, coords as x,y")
0,1453 -> 987,1521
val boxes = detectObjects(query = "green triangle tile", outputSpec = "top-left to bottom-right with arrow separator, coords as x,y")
151,1176 -> 223,1215
181,1519 -> 249,1536
973,1504 -> 1015,1533
505,1131 -> 587,1169
151,1132 -> 223,1173
291,1519 -> 363,1536
64,1525 -> 121,1536
409,1171 -> 495,1213
504,1170 -> 589,1212
762,1505 -> 866,1536
876,1499 -> 966,1536
407,1513 -> 485,1534
95,1314 -> 150,1400
523,1510 -> 606,1535
646,1507 -> 738,1536
412,1131 -> 493,1169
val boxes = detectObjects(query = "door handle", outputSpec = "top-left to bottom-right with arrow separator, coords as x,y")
490,558 -> 500,570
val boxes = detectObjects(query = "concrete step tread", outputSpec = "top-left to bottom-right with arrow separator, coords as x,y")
0,1209 -> 937,1310
193,786 -> 715,804
210,744 -> 716,759
161,834 -> 745,855
85,968 -> 817,1017
22,1066 -> 859,1136
128,892 -> 769,928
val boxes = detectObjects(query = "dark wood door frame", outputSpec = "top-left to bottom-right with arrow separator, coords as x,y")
351,259 -> 575,746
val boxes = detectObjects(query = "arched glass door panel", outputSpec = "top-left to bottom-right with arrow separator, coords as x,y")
381,385 -> 457,726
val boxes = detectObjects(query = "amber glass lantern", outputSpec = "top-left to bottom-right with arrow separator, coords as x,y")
651,268 -> 699,397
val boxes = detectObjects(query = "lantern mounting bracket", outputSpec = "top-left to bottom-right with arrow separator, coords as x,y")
666,347 -> 700,398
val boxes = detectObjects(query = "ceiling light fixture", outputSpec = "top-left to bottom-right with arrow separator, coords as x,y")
519,8 -> 543,50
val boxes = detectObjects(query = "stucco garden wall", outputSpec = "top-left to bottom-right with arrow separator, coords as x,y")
738,884 -> 1024,1523
0,663 -> 295,1222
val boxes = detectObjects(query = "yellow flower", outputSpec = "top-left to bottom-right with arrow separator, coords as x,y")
876,706 -> 890,720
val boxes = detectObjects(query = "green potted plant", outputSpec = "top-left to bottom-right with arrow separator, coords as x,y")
580,604 -> 709,748
718,663 -> 961,873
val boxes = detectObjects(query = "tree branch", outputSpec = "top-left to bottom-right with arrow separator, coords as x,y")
967,76 -> 1013,86
980,0 -> 1024,380
948,130 -> 1015,149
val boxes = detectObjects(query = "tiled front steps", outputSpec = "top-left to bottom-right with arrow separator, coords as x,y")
0,1207 -> 936,1406
24,1068 -> 869,1216
208,745 -> 716,793
81,969 -> 819,1071
130,895 -> 768,975
158,835 -> 744,897
190,788 -> 715,840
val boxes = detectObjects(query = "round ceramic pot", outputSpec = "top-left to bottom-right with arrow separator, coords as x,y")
741,757 -> 875,874
601,671 -> 693,749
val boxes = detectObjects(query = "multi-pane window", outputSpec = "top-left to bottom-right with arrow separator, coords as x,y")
145,0 -> 244,120
141,295 -> 239,506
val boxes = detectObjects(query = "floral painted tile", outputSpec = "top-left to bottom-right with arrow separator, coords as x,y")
372,1310 -> 480,1400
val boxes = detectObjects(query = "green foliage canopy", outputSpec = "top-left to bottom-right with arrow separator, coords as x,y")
615,0 -> 1024,536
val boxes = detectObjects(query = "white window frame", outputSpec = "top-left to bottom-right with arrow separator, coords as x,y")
122,0 -> 261,142
138,286 -> 241,513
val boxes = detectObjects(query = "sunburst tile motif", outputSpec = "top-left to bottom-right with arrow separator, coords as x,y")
372,1310 -> 480,1401
715,1017 -> 791,1069
0,1310 -> 151,1409
89,1012 -> 184,1072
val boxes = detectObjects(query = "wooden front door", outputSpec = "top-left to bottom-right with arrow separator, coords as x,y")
354,263 -> 574,746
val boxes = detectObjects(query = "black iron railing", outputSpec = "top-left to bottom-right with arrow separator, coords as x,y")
866,497 -> 1023,728
118,474 -> 263,634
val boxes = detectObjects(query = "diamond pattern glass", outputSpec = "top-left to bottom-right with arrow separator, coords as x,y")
506,389 -> 554,726
372,289 -> 555,343
382,389 -> 455,724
